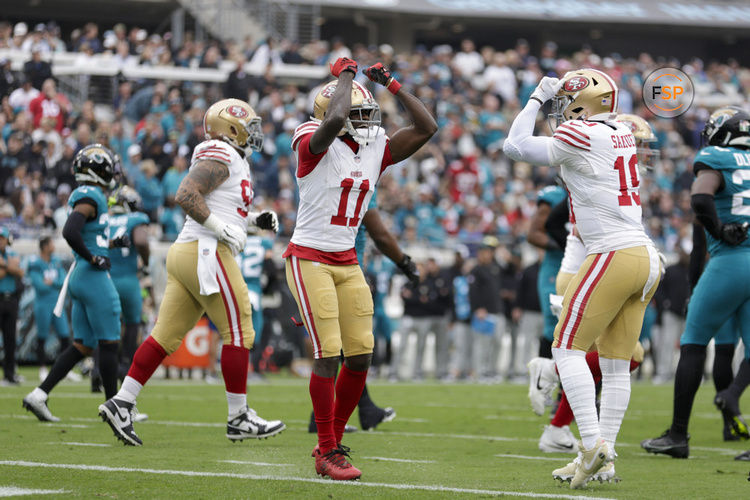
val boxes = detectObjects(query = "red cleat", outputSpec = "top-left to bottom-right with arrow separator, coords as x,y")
312,444 -> 362,480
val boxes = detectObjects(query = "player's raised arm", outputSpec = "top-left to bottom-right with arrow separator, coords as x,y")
364,63 -> 438,163
309,58 -> 357,154
503,77 -> 562,165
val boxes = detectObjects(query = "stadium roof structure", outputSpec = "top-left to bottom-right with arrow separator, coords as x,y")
295,0 -> 750,28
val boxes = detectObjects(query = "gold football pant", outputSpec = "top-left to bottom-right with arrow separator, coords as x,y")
556,271 -> 576,296
151,241 -> 254,353
285,256 -> 374,359
553,246 -> 660,360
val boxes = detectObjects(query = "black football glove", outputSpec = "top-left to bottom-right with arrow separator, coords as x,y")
363,63 -> 402,94
90,255 -> 111,271
111,234 -> 131,248
397,254 -> 419,286
255,211 -> 279,233
720,222 -> 749,246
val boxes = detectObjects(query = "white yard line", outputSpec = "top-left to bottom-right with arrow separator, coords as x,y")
496,454 -> 564,461
4,413 -> 742,456
0,486 -> 67,497
47,442 -> 111,447
219,460 -> 293,467
0,461 -> 614,500
362,457 -> 435,464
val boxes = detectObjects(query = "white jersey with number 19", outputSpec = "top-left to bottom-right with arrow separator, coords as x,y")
548,119 -> 653,254
176,139 -> 254,246
284,120 -> 393,265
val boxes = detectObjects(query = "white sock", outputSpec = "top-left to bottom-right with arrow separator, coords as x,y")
598,357 -> 631,453
31,387 -> 48,400
552,347 -> 600,450
117,376 -> 143,404
226,392 -> 247,417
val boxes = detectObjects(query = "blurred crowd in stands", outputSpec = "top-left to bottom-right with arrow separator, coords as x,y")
1,19 -> 748,380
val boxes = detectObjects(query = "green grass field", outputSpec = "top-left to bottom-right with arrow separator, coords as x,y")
1,368 -> 749,499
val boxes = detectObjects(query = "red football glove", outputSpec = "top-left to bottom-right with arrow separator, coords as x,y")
329,57 -> 358,77
363,62 -> 401,95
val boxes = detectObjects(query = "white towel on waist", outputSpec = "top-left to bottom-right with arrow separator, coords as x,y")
197,237 -> 220,296
53,261 -> 75,317
642,245 -> 662,302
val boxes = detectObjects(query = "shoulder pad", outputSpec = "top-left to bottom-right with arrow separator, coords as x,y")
193,140 -> 234,166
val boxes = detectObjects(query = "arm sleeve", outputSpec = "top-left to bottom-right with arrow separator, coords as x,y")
545,199 -> 570,250
689,222 -> 707,291
62,211 -> 93,262
690,193 -> 722,240
502,99 -> 552,166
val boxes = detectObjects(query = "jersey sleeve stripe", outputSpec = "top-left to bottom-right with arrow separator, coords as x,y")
557,124 -> 590,140
195,154 -> 231,164
554,130 -> 591,148
196,150 -> 231,160
292,126 -> 319,151
554,134 -> 590,151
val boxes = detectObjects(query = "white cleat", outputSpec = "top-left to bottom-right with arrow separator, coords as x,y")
226,406 -> 286,441
527,358 -> 558,416
553,452 -> 618,484
65,371 -> 83,382
22,390 -> 60,422
570,438 -> 614,489
539,425 -> 576,453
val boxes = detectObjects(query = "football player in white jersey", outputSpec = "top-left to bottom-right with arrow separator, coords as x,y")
99,99 -> 285,446
504,71 -> 661,488
285,57 -> 437,480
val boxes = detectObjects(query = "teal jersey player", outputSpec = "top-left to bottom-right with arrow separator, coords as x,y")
109,210 -> 149,325
237,235 -> 274,339
355,194 -> 379,264
694,146 -> 750,257
535,185 -> 567,343
681,144 -> 750,350
109,211 -> 150,278
23,144 -> 123,423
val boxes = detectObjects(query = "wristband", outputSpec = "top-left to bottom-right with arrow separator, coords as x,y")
530,96 -> 543,105
386,77 -> 401,95
202,213 -> 223,235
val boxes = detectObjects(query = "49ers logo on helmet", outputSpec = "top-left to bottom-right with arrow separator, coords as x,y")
564,76 -> 589,92
321,84 -> 337,98
227,105 -> 248,118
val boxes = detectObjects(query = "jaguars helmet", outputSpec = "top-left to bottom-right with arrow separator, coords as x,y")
203,98 -> 264,156
313,80 -> 381,146
109,185 -> 143,214
701,106 -> 750,149
616,114 -> 659,172
73,144 -> 117,189
550,68 -> 618,129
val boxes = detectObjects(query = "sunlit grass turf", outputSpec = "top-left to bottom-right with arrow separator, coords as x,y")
1,367 -> 749,499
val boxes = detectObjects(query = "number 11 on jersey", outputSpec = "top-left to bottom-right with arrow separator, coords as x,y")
331,178 -> 370,227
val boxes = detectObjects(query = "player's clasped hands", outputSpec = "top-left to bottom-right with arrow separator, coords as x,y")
720,222 -> 749,246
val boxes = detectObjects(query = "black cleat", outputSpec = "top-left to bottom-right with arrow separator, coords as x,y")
226,407 -> 285,441
735,449 -> 750,461
641,429 -> 689,458
360,406 -> 396,431
98,398 -> 143,446
714,390 -> 750,440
